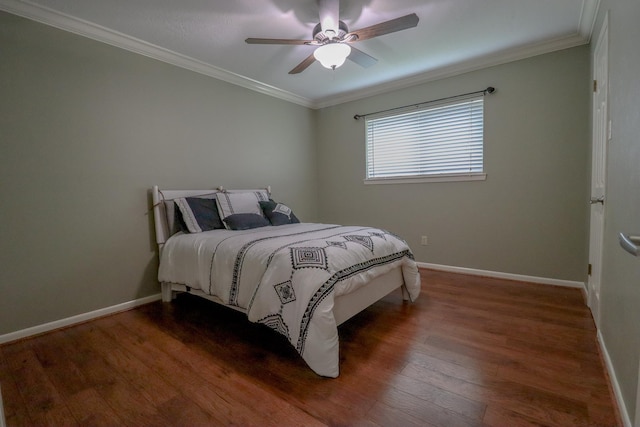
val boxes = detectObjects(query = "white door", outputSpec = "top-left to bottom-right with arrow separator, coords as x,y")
588,14 -> 609,327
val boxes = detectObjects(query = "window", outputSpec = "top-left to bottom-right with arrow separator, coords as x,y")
365,95 -> 486,183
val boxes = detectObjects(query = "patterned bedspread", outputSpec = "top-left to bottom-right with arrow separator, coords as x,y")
158,223 -> 421,377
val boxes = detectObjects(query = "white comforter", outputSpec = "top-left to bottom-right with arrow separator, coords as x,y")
158,223 -> 421,377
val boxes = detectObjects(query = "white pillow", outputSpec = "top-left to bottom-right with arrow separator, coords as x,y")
215,190 -> 269,228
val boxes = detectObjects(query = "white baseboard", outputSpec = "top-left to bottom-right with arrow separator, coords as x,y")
0,293 -> 161,345
597,330 -> 633,427
417,262 -> 586,290
0,265 -> 585,345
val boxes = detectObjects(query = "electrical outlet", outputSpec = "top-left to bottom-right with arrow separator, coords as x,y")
421,235 -> 428,245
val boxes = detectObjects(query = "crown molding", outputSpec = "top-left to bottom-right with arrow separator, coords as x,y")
312,0 -> 600,108
0,0 -> 315,108
312,0 -> 600,109
312,31 -> 593,109
579,0 -> 601,42
1,0 -> 599,110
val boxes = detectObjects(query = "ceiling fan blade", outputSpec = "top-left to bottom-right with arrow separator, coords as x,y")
318,0 -> 340,34
348,46 -> 377,68
245,38 -> 313,45
289,53 -> 317,74
349,13 -> 419,42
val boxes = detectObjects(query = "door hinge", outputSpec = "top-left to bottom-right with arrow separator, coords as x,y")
588,263 -> 592,276
593,80 -> 597,92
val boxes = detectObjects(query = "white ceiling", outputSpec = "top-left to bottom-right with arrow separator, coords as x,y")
0,0 -> 599,108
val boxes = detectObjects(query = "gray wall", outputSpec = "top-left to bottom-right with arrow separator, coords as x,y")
0,11 -> 317,335
316,46 -> 591,282
591,0 -> 640,422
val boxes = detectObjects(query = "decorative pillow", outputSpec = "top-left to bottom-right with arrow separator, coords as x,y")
174,197 -> 224,233
215,190 -> 269,228
223,213 -> 270,231
259,200 -> 300,226
173,202 -> 189,233
162,200 -> 184,235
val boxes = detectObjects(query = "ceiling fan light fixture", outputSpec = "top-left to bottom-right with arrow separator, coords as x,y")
313,43 -> 351,69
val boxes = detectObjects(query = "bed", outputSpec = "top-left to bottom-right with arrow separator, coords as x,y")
151,185 -> 421,377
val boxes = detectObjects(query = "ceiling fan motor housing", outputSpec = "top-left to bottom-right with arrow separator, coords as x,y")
313,21 -> 350,43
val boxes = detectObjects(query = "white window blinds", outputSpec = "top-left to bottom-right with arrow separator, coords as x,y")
365,96 -> 484,181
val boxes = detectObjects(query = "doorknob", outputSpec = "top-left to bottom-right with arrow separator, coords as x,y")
619,233 -> 640,257
590,196 -> 605,205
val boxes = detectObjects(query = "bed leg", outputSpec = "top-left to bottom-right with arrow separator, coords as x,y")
161,282 -> 174,302
401,284 -> 410,301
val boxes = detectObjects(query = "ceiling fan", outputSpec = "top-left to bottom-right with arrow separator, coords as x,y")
245,0 -> 419,74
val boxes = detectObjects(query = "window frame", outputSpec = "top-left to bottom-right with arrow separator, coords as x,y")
363,95 -> 487,184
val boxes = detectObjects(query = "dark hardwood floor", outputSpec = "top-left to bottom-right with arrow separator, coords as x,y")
0,269 -> 621,426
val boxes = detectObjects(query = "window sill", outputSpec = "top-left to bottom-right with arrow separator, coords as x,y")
364,173 -> 487,185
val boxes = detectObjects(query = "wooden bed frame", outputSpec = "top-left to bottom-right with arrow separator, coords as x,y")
151,186 -> 409,326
